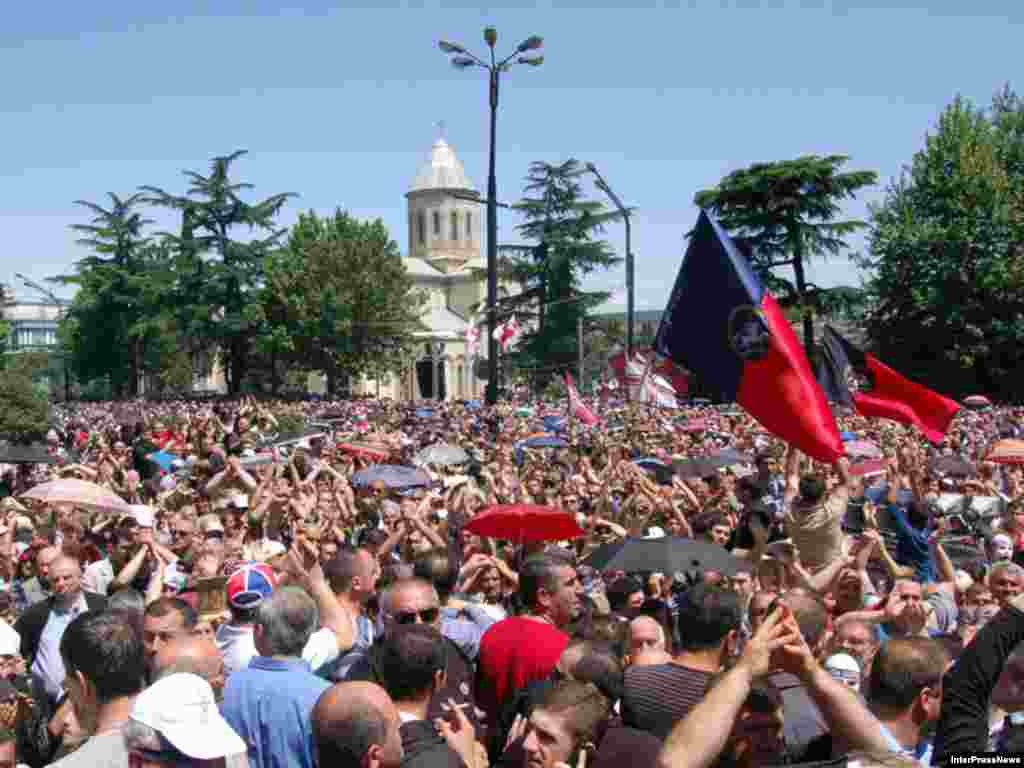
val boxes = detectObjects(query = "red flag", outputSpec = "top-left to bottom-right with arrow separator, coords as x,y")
817,325 -> 960,444
565,372 -> 599,425
654,212 -> 843,463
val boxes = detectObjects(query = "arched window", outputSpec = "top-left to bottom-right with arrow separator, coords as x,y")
432,211 -> 441,236
466,212 -> 472,240
417,211 -> 426,245
450,211 -> 459,241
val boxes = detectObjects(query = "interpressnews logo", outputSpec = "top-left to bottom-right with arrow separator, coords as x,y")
950,756 -> 1022,765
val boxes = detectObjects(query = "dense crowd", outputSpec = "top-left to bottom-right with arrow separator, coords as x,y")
0,394 -> 1020,768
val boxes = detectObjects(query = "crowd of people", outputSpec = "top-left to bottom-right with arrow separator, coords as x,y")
0,393 -> 1020,768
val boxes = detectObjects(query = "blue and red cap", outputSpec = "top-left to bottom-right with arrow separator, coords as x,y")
226,562 -> 276,609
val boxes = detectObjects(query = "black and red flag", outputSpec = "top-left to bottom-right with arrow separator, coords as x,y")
654,211 -> 843,463
817,325 -> 960,444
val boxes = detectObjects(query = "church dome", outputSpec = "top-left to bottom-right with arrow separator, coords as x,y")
409,138 -> 476,193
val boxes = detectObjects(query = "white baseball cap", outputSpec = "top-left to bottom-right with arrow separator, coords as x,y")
130,673 -> 246,760
824,653 -> 861,691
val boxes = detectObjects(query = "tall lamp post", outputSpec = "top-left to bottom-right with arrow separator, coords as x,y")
585,164 -> 635,363
439,28 -> 543,406
15,273 -> 71,402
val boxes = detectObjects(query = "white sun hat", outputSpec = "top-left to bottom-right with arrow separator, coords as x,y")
130,673 -> 246,760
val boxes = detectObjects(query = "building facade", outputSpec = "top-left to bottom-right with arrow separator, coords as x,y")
353,135 -> 502,402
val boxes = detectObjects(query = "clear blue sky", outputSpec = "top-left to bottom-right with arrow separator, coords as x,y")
1,1 -> 1020,310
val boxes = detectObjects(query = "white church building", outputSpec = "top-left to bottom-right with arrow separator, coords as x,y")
352,134 -> 509,402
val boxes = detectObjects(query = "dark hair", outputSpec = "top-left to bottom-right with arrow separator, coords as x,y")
799,475 -> 826,503
60,610 -> 146,704
374,624 -> 446,702
605,577 -> 643,612
906,500 -> 930,531
313,685 -> 389,768
144,597 -> 198,629
868,637 -> 949,712
581,616 -> 631,660
570,642 -> 624,703
413,550 -> 458,602
519,553 -> 572,611
676,584 -> 741,652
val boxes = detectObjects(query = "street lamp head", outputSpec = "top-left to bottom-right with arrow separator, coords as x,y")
516,35 -> 544,52
585,162 -> 598,173
438,40 -> 466,54
517,55 -> 544,66
451,56 -> 477,69
484,26 -> 497,47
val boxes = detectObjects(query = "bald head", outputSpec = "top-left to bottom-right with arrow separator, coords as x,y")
154,636 -> 223,684
313,682 -> 403,768
629,615 -> 666,656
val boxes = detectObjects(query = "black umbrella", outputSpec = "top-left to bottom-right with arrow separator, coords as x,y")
707,448 -> 755,468
584,536 -> 746,577
927,456 -> 975,478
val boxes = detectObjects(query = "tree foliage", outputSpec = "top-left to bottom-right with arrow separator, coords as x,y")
261,210 -> 426,394
0,363 -> 50,442
694,156 -> 877,349
59,193 -> 166,397
143,150 -> 295,394
862,87 -> 1024,398
507,160 -> 622,386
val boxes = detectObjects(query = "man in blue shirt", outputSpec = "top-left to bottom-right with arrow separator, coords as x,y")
222,586 -> 330,768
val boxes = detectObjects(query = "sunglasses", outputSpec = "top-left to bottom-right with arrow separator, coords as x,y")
392,607 -> 440,625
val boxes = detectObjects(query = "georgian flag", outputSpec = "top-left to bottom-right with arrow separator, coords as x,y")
493,315 -> 522,353
564,372 -> 599,425
465,316 -> 481,355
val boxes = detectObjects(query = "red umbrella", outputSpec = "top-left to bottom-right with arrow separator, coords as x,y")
337,442 -> 391,461
464,504 -> 584,543
988,439 -> 1024,465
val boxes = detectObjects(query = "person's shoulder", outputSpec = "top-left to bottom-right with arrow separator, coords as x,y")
45,730 -> 127,768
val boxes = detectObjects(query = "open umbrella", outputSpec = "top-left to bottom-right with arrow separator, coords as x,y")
673,456 -> 720,480
542,416 -> 567,433
927,456 -> 976,478
845,440 -> 882,459
521,434 -> 569,449
464,504 -> 583,543
963,395 -> 992,409
416,443 -> 470,467
351,465 -> 431,490
21,478 -> 131,515
988,439 -> 1024,465
708,448 -> 755,468
0,443 -> 57,465
338,442 -> 392,461
584,536 -> 745,577
147,450 -> 179,473
634,458 -> 674,486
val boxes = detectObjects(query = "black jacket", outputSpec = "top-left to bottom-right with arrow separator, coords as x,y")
14,591 -> 107,665
933,602 -> 1024,764
400,720 -> 465,768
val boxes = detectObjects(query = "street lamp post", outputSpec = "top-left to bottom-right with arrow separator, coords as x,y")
585,164 -> 635,362
15,273 -> 71,402
439,28 -> 543,406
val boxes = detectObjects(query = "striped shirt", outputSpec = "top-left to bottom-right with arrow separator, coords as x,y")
621,662 -> 714,740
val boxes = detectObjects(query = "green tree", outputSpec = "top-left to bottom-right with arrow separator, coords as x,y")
862,90 -> 1024,397
508,160 -> 622,388
143,150 -> 294,394
694,156 -> 877,349
0,362 -> 50,442
60,193 -> 162,397
262,210 -> 426,394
